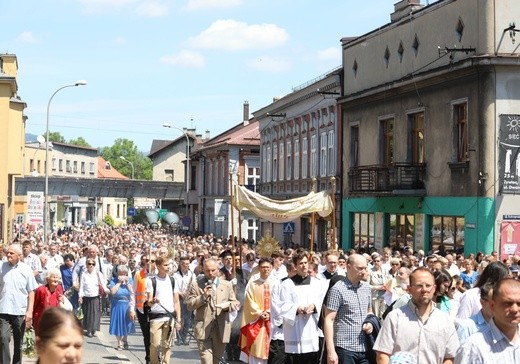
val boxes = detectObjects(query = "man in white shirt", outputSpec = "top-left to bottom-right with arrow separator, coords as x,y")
173,256 -> 194,345
146,256 -> 181,364
455,278 -> 520,363
44,243 -> 64,270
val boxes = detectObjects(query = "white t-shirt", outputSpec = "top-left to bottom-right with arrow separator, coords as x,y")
146,275 -> 179,321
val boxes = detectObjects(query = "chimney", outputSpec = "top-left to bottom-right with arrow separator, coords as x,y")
243,101 -> 250,125
390,0 -> 423,22
205,130 -> 210,140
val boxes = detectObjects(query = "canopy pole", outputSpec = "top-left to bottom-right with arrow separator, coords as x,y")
310,178 -> 317,253
229,171 -> 236,278
331,177 -> 337,251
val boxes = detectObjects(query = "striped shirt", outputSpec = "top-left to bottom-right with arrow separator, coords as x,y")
325,277 -> 371,352
455,319 -> 520,364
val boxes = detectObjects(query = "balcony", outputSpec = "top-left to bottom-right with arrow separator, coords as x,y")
349,163 -> 426,196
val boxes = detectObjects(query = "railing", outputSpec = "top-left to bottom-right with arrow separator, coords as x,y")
349,163 -> 426,194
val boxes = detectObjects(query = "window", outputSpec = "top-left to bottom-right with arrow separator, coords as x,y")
59,159 -> 63,172
246,167 -> 260,192
73,161 -> 78,173
410,112 -> 425,164
431,216 -> 465,254
165,169 -> 174,181
310,134 -> 317,177
302,137 -> 308,179
247,218 -> 258,241
66,160 -> 71,173
266,146 -> 272,181
279,141 -> 284,181
353,213 -> 375,251
89,162 -> 95,174
381,118 -> 394,165
37,160 -> 41,174
29,159 -> 34,172
106,204 -> 111,216
320,132 -> 327,177
454,102 -> 468,162
389,214 -> 415,250
262,145 -> 267,181
328,130 -> 335,175
350,123 -> 359,167
81,161 -> 85,174
52,158 -> 57,171
190,164 -> 196,190
273,144 -> 278,181
294,139 -> 300,180
208,161 -> 213,195
117,204 -> 120,218
286,140 -> 292,180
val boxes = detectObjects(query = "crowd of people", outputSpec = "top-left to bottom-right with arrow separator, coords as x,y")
0,223 -> 519,364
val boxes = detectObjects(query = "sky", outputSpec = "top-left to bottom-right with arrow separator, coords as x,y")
1,0 -> 416,154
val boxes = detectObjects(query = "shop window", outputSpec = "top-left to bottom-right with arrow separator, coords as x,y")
353,213 -> 375,252
431,216 -> 465,254
389,214 -> 415,249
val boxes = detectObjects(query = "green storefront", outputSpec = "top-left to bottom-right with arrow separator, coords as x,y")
342,196 -> 495,255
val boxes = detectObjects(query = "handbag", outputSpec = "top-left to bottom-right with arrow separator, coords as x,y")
97,272 -> 106,298
60,296 -> 73,311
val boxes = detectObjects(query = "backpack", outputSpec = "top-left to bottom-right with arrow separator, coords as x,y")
143,275 -> 175,320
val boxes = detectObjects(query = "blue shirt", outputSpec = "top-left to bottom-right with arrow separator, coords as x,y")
0,261 -> 39,315
455,319 -> 520,364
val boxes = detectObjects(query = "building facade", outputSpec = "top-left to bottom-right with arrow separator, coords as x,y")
0,54 -> 27,244
191,103 -> 261,240
341,0 -> 520,256
254,70 -> 342,251
148,129 -> 198,227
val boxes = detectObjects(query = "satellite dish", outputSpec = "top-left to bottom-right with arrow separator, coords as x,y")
36,135 -> 45,144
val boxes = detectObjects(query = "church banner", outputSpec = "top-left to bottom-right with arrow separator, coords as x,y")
233,185 -> 332,223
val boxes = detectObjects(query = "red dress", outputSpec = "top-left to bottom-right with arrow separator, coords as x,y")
33,284 -> 64,331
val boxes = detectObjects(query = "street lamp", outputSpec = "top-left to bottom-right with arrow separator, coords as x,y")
163,124 -> 190,220
119,156 -> 135,180
44,80 -> 87,243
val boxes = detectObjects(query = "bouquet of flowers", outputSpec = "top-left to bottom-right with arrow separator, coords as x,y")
23,328 -> 36,358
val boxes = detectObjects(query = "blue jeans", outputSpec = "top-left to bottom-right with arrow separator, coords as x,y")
0,314 -> 26,364
335,347 -> 369,364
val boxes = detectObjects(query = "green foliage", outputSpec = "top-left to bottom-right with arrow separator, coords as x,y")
101,138 -> 153,180
47,131 -> 66,143
23,328 -> 36,358
69,136 -> 91,147
103,214 -> 115,226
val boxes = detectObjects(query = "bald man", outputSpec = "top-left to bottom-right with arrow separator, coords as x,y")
323,254 -> 374,364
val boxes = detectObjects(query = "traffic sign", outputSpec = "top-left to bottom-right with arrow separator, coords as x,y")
182,216 -> 191,227
283,222 -> 295,234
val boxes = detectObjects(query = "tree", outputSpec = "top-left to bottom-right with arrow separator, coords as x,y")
101,138 -> 153,180
69,137 -> 91,147
46,131 -> 66,143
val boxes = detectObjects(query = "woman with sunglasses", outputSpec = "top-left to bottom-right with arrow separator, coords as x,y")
78,259 -> 109,337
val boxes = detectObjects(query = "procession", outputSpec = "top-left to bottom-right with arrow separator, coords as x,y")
1,220 -> 519,364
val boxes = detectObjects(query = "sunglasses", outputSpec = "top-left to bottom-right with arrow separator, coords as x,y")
87,263 -> 95,266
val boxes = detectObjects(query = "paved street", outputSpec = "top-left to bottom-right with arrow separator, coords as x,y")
84,315 -> 203,364
21,315 -> 203,364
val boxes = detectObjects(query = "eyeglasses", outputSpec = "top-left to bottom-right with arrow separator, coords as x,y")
87,263 -> 95,266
